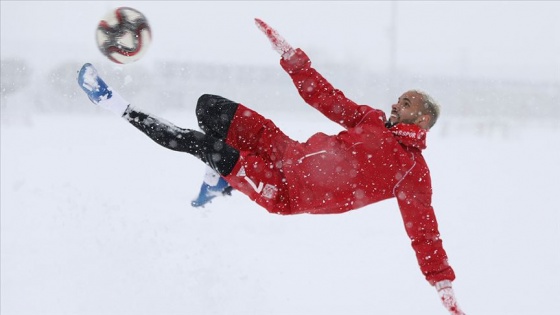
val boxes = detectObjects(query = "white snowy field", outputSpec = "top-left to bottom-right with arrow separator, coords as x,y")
1,103 -> 559,314
2,1 -> 560,314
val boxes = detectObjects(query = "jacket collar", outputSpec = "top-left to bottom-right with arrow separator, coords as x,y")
388,123 -> 427,150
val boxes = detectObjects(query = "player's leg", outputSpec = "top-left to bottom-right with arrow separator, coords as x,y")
196,96 -> 295,213
77,63 -> 239,176
77,63 -> 293,213
192,94 -> 291,208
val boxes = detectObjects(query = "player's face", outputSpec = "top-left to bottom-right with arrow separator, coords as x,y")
389,91 -> 430,128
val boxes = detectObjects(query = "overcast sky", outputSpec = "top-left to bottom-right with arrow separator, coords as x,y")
2,1 -> 559,81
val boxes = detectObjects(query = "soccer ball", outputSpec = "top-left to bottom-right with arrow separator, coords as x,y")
96,7 -> 152,64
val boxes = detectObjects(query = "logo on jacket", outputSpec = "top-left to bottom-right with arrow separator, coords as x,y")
237,166 -> 278,199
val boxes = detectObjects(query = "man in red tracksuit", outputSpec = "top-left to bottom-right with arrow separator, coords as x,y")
77,19 -> 465,315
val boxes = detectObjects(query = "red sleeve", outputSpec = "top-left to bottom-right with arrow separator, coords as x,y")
395,161 -> 456,285
280,48 -> 382,129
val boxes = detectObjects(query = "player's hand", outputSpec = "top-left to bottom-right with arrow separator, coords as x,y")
255,18 -> 295,59
435,280 -> 466,315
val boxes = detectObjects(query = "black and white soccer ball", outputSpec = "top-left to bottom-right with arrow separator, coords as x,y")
96,7 -> 152,64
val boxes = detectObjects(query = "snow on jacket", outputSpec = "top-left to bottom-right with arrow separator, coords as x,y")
278,49 -> 456,284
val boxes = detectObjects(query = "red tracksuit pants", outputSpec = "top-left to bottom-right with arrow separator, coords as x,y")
223,105 -> 296,215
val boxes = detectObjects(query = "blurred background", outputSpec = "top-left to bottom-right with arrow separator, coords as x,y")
2,1 -> 559,132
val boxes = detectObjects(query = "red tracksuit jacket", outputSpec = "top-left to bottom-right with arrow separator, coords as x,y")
225,49 -> 455,285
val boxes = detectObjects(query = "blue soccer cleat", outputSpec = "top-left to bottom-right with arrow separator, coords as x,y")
78,63 -> 112,104
77,63 -> 129,116
191,176 -> 233,208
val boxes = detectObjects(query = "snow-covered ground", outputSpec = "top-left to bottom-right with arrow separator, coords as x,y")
2,104 -> 559,314
2,1 -> 560,314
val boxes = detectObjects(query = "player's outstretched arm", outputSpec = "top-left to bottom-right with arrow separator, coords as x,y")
254,18 -> 382,130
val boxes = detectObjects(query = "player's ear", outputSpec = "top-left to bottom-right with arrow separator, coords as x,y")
416,114 -> 431,130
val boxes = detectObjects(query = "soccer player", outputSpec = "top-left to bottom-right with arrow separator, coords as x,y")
76,19 -> 465,314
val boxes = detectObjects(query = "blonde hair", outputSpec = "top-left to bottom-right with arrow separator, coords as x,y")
412,90 -> 440,129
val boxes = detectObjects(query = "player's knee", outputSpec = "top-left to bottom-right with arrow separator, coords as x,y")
196,94 -> 213,115
196,94 -> 238,131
